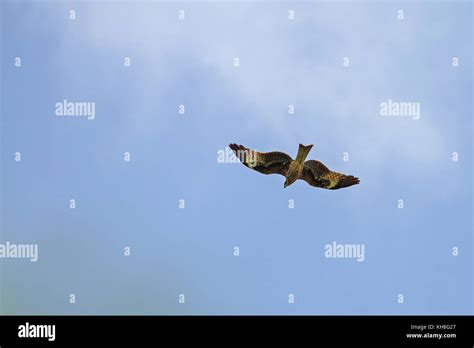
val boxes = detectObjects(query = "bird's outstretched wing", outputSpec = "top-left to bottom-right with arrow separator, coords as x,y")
301,160 -> 360,190
229,144 -> 293,176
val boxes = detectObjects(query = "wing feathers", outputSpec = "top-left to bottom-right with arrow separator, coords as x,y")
330,175 -> 360,189
302,160 -> 359,190
229,144 -> 292,176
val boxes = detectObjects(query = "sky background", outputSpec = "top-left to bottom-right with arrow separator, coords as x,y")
0,0 -> 472,314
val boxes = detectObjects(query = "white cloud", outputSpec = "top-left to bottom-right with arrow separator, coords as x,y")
51,1 -> 450,171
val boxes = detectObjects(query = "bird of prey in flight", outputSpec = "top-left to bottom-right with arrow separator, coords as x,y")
229,143 -> 360,190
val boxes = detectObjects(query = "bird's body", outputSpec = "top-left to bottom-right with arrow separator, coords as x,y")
229,143 -> 359,190
284,144 -> 313,187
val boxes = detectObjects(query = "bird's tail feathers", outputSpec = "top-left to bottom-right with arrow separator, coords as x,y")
295,144 -> 313,163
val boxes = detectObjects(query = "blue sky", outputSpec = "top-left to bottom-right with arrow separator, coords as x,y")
1,0 -> 472,314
